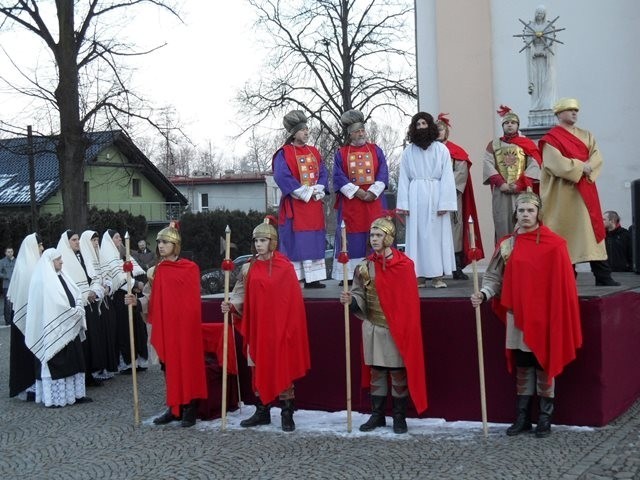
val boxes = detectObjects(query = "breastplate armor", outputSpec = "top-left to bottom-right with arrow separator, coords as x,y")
493,139 -> 526,184
359,262 -> 388,327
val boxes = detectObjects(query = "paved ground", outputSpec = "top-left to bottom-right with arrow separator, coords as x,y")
1,324 -> 639,480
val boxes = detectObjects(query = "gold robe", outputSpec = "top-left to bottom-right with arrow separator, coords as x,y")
540,126 -> 607,263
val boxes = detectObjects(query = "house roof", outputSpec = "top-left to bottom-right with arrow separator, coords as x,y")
0,130 -> 187,207
170,172 -> 267,186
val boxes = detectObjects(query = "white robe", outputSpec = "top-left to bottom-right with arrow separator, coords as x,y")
397,142 -> 457,278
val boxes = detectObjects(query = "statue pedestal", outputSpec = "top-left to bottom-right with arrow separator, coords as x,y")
521,125 -> 553,141
527,109 -> 556,129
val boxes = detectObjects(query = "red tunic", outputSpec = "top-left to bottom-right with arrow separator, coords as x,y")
276,145 -> 325,231
445,141 -> 485,266
335,144 -> 384,233
149,259 -> 208,416
237,252 -> 311,403
495,225 -> 582,379
370,248 -> 428,413
539,126 -> 605,243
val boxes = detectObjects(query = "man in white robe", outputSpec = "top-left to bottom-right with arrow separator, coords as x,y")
397,112 -> 457,288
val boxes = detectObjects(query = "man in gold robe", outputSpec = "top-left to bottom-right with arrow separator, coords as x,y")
539,98 -> 619,286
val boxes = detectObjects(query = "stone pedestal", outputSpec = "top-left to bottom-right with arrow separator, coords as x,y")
527,109 -> 556,129
521,124 -> 553,141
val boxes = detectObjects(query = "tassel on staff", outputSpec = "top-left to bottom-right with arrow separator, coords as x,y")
469,216 -> 488,437
337,220 -> 353,432
124,231 -> 140,426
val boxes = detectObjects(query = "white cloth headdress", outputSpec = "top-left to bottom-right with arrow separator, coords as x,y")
80,230 -> 101,280
57,231 -> 91,303
99,231 -> 144,292
7,233 -> 41,334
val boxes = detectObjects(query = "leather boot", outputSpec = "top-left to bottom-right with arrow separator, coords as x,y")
506,395 -> 533,436
359,395 -> 387,432
240,399 -> 271,428
452,253 -> 469,280
535,397 -> 554,438
281,399 -> 296,432
181,400 -> 198,428
153,407 -> 179,425
392,396 -> 408,434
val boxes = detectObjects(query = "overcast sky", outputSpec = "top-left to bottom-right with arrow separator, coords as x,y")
0,2 -> 264,159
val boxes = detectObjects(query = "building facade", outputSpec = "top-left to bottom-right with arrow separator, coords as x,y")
415,0 -> 640,255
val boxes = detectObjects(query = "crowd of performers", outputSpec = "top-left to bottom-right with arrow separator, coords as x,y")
7,230 -> 154,409
6,97 -> 620,438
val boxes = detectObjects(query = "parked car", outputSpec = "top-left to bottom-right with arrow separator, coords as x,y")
200,254 -> 253,294
202,250 -> 337,294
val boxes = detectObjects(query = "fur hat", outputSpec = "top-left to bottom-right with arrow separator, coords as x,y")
340,109 -> 366,134
283,110 -> 308,136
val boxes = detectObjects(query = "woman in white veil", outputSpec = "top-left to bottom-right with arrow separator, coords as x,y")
25,248 -> 91,407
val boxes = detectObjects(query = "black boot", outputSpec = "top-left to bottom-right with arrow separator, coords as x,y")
359,395 -> 387,432
592,260 -> 620,286
153,407 -> 179,425
392,396 -> 408,434
535,397 -> 554,438
281,399 -> 296,432
506,395 -> 533,436
181,400 -> 198,428
240,399 -> 271,428
453,253 -> 469,280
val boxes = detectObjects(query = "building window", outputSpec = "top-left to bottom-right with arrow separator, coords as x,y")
201,193 -> 209,212
84,181 -> 90,204
132,178 -> 141,197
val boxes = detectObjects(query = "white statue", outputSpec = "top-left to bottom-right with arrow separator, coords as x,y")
515,6 -> 564,126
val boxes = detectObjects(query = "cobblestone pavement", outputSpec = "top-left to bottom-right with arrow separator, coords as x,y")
1,325 -> 639,480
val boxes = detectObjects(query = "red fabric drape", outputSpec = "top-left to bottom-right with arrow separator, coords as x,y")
370,248 -> 428,413
149,259 -> 208,416
495,226 -> 583,379
539,126 -> 606,243
237,252 -> 311,403
445,141 -> 485,265
201,323 -> 237,375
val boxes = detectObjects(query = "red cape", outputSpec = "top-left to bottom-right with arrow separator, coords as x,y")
149,259 -> 208,415
445,141 -> 485,266
238,252 -> 310,403
494,226 -> 582,379
370,248 -> 428,413
539,126 -> 605,243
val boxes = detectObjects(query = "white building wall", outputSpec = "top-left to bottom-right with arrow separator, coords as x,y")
416,0 -> 640,256
491,0 -> 640,228
175,183 -> 267,213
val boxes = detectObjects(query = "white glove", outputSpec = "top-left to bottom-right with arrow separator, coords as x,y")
292,185 -> 313,203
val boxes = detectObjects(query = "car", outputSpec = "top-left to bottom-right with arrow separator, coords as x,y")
200,254 -> 253,294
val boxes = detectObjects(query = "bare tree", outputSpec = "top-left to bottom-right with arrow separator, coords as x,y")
238,0 -> 416,146
0,1 -> 180,229
239,127 -> 282,173
191,142 -> 222,178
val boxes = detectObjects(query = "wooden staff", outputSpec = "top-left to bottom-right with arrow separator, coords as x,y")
221,225 -> 231,431
469,217 -> 488,437
341,220 -> 352,432
124,232 -> 140,426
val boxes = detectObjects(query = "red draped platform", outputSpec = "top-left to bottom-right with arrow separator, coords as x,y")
201,276 -> 640,427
